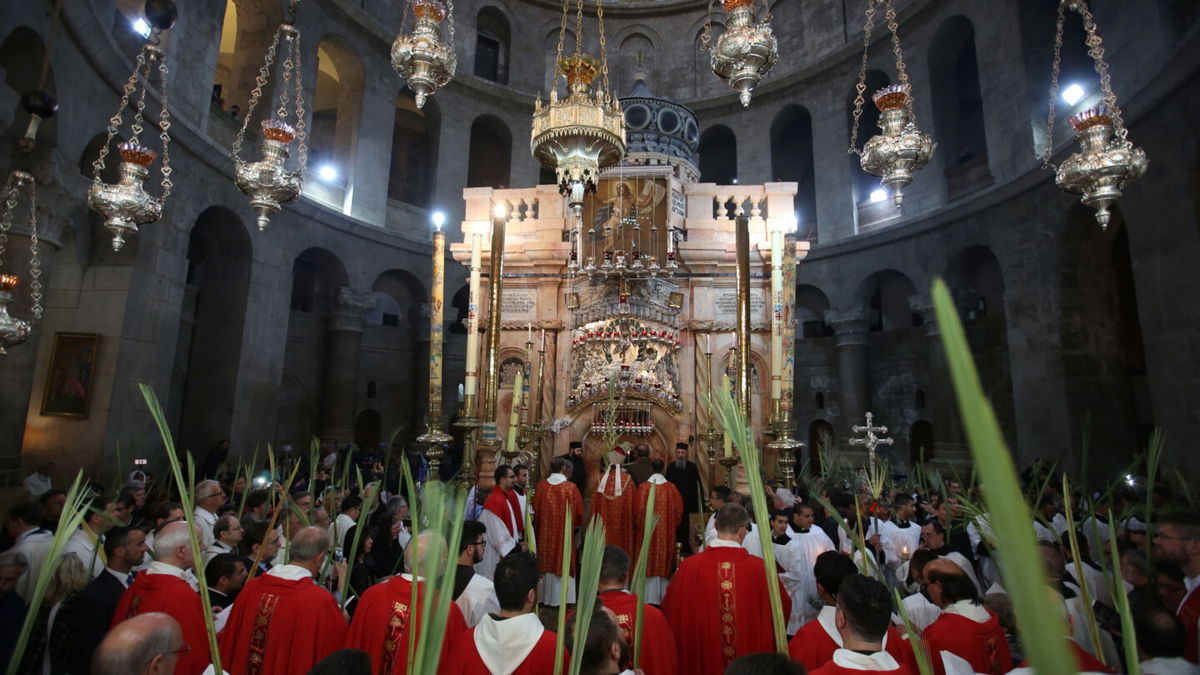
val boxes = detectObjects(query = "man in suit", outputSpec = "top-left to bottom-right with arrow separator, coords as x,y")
206,553 -> 248,609
240,520 -> 281,577
66,525 -> 148,674
664,442 -> 703,553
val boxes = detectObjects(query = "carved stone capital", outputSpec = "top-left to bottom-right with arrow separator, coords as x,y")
823,308 -> 870,347
907,294 -> 940,337
331,287 -> 377,332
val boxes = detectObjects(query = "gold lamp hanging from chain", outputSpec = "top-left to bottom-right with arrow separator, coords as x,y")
531,0 -> 626,219
1042,0 -> 1147,230
87,0 -> 178,252
847,0 -> 934,210
702,0 -> 778,107
232,0 -> 308,231
0,172 -> 43,355
391,0 -> 457,109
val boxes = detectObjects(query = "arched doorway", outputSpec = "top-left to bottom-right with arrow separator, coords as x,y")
909,420 -> 934,466
354,409 -> 382,449
698,125 -> 737,185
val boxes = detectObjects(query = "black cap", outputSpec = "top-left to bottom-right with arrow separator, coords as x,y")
569,441 -> 582,449
675,442 -> 688,450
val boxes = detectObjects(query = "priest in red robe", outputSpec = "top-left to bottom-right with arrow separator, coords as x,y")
477,465 -> 522,579
790,551 -> 913,670
633,461 -> 683,604
661,503 -> 791,675
442,551 -> 562,674
533,457 -> 584,606
218,526 -> 348,674
808,575 -> 913,675
111,522 -> 212,675
1154,511 -> 1200,662
921,559 -> 1012,675
592,461 -> 635,556
596,544 -> 678,675
347,531 -> 469,673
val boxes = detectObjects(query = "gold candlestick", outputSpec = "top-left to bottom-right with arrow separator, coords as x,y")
482,205 -> 507,423
418,213 -> 453,479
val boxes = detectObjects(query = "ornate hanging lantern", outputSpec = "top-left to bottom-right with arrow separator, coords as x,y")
0,172 -> 43,355
848,0 -> 934,210
391,0 -> 457,109
531,0 -> 626,218
232,1 -> 308,231
703,0 -> 778,107
87,0 -> 177,252
1043,0 -> 1146,230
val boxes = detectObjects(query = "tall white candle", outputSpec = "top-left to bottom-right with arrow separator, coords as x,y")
464,229 -> 484,399
770,228 -> 784,400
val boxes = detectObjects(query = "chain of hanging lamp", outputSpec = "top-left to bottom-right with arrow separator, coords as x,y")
1041,0 -> 1146,230
846,0 -> 932,209
701,0 -> 777,107
232,0 -> 308,231
87,0 -> 177,252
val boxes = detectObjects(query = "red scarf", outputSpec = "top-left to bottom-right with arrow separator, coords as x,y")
482,486 -> 524,537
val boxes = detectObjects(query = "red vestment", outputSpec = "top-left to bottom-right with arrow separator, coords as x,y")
809,651 -> 913,675
634,480 -> 683,579
787,607 -> 914,672
661,543 -> 792,675
1016,640 -> 1116,673
598,589 -> 678,675
217,571 -> 347,675
923,609 -> 1012,675
591,467 -> 636,556
1179,585 -> 1200,662
440,618 -> 561,674
346,574 -> 468,674
532,477 -> 584,575
483,486 -> 523,537
111,572 -> 211,675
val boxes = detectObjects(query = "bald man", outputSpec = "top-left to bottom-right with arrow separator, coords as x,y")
93,612 -> 184,675
112,521 -> 212,675
921,559 -> 1012,675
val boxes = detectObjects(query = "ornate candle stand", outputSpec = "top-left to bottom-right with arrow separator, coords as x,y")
767,400 -> 802,487
454,405 -> 480,491
717,454 -> 740,489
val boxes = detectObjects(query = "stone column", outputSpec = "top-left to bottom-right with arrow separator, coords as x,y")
824,308 -> 870,425
320,287 -> 376,443
907,294 -> 956,459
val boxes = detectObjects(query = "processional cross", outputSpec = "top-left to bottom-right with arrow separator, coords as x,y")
849,412 -> 893,474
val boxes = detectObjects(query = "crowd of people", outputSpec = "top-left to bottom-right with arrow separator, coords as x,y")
1,442 -> 1198,675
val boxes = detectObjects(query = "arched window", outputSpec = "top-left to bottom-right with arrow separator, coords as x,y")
846,69 -> 891,205
389,90 -> 438,207
619,33 -> 654,94
1018,0 -> 1094,156
475,7 -> 510,84
855,270 -> 918,333
467,115 -> 512,188
698,125 -> 737,185
0,27 -> 56,146
929,17 -> 992,200
211,0 -> 281,118
311,38 -> 364,189
770,105 -> 817,240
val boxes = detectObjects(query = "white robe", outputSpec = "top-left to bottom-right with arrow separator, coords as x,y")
703,513 -> 762,557
329,512 -> 357,550
63,528 -> 106,579
898,591 -> 942,633
11,528 -> 53,603
456,572 -> 502,627
881,520 -> 922,585
774,528 -> 836,632
477,502 -> 518,580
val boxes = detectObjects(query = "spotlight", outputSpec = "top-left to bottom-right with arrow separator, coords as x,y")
493,203 -> 508,219
1061,83 -> 1085,106
431,210 -> 446,231
132,17 -> 152,38
317,164 -> 338,182
732,177 -> 738,185
869,189 -> 888,203
1125,473 -> 1136,487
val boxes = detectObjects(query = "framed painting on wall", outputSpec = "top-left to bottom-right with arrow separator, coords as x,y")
41,333 -> 99,418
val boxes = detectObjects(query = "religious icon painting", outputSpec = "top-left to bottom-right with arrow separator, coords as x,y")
41,332 -> 100,418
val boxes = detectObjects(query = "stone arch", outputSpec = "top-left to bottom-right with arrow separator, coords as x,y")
943,245 -> 1005,321
1017,0 -> 1095,156
171,206 -> 253,455
854,269 -> 918,333
389,89 -> 440,207
796,283 -> 833,338
692,25 -> 722,98
846,69 -> 891,205
311,36 -> 365,184
211,0 -> 282,115
366,269 -> 428,434
618,32 -> 654,94
0,26 -> 56,146
544,28 -> 574,94
770,105 -> 817,240
290,247 -> 349,315
698,125 -> 737,186
467,115 -> 512,188
475,6 -> 511,84
370,269 -> 427,325
929,16 -> 992,200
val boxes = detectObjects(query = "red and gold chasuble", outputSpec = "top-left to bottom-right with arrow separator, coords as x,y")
592,467 -> 636,556
597,589 -> 678,675
634,479 -> 684,579
346,574 -> 469,674
1179,586 -> 1200,662
532,476 -> 584,575
112,572 -> 212,675
218,572 -> 347,675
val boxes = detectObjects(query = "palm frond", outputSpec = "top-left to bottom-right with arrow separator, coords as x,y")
568,516 -> 609,675
631,484 -> 659,669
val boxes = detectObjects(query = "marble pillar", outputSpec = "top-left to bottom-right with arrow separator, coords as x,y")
320,287 -> 376,443
824,308 -> 870,426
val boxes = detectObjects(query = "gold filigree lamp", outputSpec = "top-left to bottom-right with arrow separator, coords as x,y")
392,0 -> 457,109
1042,1 -> 1147,230
848,0 -> 934,209
704,0 -> 778,107
87,0 -> 177,252
232,1 -> 308,231
532,0 -> 626,219
0,172 -> 42,355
